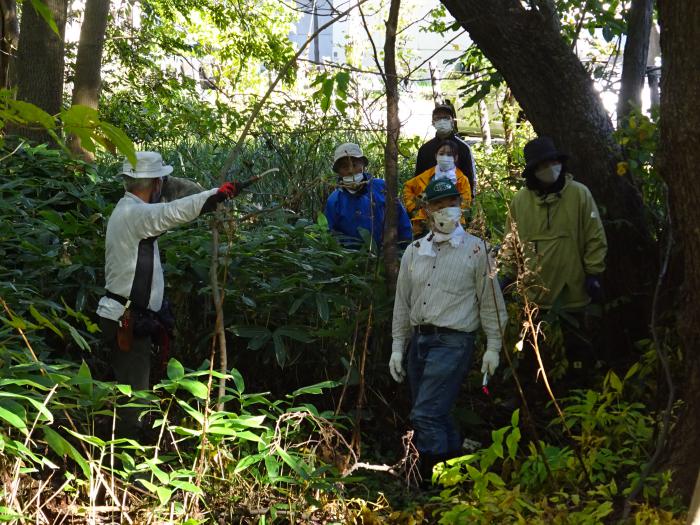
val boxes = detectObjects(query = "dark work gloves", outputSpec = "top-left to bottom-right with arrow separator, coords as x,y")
201,182 -> 241,215
585,275 -> 603,303
498,275 -> 515,294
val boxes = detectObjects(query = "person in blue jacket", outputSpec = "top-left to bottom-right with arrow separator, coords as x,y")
324,143 -> 412,250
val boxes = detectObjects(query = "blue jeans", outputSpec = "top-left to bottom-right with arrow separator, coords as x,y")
407,331 -> 476,456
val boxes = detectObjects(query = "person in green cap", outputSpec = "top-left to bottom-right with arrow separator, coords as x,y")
389,178 -> 507,484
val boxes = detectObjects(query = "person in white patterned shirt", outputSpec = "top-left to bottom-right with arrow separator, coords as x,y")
389,178 -> 507,483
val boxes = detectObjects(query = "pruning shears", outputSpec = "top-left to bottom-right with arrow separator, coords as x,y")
482,371 -> 491,397
233,168 -> 279,191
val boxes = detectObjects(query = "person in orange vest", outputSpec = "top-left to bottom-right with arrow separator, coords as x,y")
403,139 -> 472,237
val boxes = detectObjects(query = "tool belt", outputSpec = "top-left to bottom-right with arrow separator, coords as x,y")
107,290 -> 173,356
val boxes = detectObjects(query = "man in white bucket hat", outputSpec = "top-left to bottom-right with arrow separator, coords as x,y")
96,151 -> 238,439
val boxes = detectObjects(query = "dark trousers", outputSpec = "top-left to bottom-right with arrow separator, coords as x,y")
519,310 -> 597,398
99,317 -> 152,439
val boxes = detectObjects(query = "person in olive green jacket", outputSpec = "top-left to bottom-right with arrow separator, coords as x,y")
503,136 -> 607,389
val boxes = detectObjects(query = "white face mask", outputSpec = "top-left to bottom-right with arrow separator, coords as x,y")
342,173 -> 364,184
431,206 -> 461,234
436,155 -> 455,172
434,118 -> 453,135
535,164 -> 562,185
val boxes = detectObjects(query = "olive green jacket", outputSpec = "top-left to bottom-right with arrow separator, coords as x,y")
506,174 -> 607,310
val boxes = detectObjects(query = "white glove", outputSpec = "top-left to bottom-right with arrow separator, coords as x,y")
389,351 -> 405,383
481,349 -> 500,375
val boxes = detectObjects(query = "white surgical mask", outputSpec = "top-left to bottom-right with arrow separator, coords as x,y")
431,206 -> 461,234
434,119 -> 453,135
535,164 -> 562,185
342,173 -> 364,184
436,155 -> 455,172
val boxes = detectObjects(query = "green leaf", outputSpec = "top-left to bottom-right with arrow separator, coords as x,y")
265,454 -> 280,480
116,384 -> 132,396
272,333 -> 286,367
0,405 -> 27,434
29,0 -> 59,34
315,294 -> 329,322
510,408 -> 519,428
167,359 -> 185,381
98,121 -> 136,165
179,379 -> 209,400
234,453 -> 263,474
506,427 -> 521,460
275,444 -> 303,475
28,305 -> 63,338
228,325 -> 272,351
335,71 -> 350,93
42,427 -> 89,477
170,480 -> 203,495
274,326 -> 313,343
291,380 -> 340,397
316,212 -> 328,228
76,360 -> 93,397
608,370 -> 623,393
138,478 -> 172,504
230,368 -> 245,393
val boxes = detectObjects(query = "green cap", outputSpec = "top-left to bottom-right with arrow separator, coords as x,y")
424,178 -> 461,202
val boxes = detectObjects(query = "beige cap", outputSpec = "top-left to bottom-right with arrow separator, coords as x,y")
332,143 -> 368,172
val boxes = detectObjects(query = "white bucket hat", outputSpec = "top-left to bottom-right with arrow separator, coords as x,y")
119,151 -> 174,179
332,143 -> 368,172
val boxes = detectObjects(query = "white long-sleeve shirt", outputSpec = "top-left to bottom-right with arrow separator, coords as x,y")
96,189 -> 217,321
391,230 -> 507,354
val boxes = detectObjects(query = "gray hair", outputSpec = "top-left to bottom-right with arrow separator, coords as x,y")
123,175 -> 159,193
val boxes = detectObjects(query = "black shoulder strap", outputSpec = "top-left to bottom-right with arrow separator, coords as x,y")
129,237 -> 158,310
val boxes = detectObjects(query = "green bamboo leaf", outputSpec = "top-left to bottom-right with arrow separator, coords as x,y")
75,360 -> 93,397
0,405 -> 27,434
272,333 -> 286,367
315,294 -> 329,322
291,380 -> 341,397
170,480 -> 203,495
274,326 -> 313,343
29,0 -> 59,34
234,454 -> 263,474
275,444 -> 304,475
28,305 -> 63,338
42,427 -> 90,477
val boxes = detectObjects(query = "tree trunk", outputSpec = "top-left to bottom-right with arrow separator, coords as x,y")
382,0 -> 401,291
13,0 -> 68,142
441,0 -> 656,346
478,99 -> 493,154
617,0 -> 653,124
0,0 -> 18,89
658,0 -> 700,503
69,0 -> 110,159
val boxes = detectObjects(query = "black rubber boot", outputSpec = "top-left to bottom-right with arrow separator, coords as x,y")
418,453 -> 439,488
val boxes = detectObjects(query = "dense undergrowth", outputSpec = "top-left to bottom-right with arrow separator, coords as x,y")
0,138 -> 687,523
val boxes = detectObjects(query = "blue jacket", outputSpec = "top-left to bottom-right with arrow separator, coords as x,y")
324,175 -> 412,248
